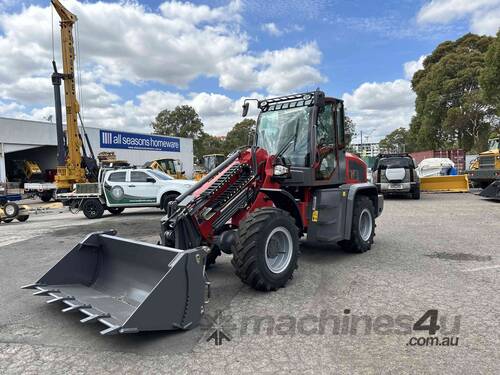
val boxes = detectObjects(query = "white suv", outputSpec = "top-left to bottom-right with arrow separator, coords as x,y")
103,168 -> 195,210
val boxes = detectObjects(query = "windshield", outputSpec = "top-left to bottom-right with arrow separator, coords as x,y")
149,170 -> 173,180
488,138 -> 499,151
256,106 -> 311,166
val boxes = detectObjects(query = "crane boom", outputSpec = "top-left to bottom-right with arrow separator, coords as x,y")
51,0 -> 86,190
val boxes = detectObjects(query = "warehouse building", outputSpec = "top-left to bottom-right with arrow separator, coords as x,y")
0,117 -> 194,183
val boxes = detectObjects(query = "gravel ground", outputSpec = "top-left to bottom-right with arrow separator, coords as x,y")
0,193 -> 499,374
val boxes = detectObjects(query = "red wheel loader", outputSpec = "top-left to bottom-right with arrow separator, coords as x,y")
23,91 -> 383,335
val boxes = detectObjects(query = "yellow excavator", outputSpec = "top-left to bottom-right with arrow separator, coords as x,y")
143,158 -> 186,179
193,154 -> 225,180
51,0 -> 97,191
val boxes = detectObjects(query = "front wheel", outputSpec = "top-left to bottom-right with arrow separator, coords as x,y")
340,195 -> 375,253
3,202 -> 19,219
161,193 -> 180,213
82,199 -> 104,219
231,208 -> 299,291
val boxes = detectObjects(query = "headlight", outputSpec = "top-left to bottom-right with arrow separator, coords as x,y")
273,165 -> 289,176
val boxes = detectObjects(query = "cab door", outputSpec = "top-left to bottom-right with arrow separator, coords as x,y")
122,170 -> 159,205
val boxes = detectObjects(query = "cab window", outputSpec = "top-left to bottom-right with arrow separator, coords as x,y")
108,171 -> 126,182
316,103 -> 337,180
131,171 -> 151,182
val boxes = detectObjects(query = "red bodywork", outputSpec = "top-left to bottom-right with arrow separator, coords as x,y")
190,149 -> 366,245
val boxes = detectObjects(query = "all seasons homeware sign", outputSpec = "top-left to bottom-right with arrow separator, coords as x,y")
100,130 -> 180,152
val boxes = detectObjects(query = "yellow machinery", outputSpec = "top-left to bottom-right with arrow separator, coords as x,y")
467,137 -> 500,188
51,0 -> 89,190
193,154 -> 225,180
144,158 -> 186,179
420,175 -> 469,193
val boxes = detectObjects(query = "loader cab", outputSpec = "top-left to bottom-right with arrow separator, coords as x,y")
254,91 -> 348,187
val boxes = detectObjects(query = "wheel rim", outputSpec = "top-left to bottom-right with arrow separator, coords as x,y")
5,205 -> 15,216
265,226 -> 293,274
88,203 -> 97,216
358,208 -> 373,242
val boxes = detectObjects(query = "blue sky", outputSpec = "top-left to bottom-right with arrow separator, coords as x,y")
0,0 -> 498,141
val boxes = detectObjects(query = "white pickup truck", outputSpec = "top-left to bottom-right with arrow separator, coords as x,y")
58,168 -> 195,219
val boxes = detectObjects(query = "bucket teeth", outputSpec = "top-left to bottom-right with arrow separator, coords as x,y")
21,283 -> 46,290
33,288 -> 60,296
100,326 -> 121,335
62,304 -> 91,313
80,312 -> 111,324
47,295 -> 75,304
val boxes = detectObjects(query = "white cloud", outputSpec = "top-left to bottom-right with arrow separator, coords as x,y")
417,0 -> 500,35
261,22 -> 283,36
0,0 -> 325,135
25,90 -> 254,136
218,42 -> 326,94
403,55 -> 426,80
342,79 -> 416,141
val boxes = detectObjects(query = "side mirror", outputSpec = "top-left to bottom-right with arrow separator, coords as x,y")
242,102 -> 249,117
146,177 -> 156,183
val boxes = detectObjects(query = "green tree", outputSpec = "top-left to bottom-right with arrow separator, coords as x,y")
152,105 -> 204,139
379,127 -> 411,153
344,115 -> 356,145
410,33 -> 496,152
480,30 -> 500,116
223,118 -> 256,154
194,132 -> 224,161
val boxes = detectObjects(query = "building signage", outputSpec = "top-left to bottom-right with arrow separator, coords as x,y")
100,130 -> 180,152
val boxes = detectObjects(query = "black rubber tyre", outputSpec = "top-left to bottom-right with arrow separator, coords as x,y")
206,246 -> 222,267
82,199 -> 105,219
3,202 -> 19,219
231,207 -> 299,291
411,188 -> 421,200
480,181 -> 491,189
3,218 -> 14,223
161,193 -> 180,213
39,191 -> 53,202
17,215 -> 29,222
340,195 -> 375,253
107,207 -> 125,215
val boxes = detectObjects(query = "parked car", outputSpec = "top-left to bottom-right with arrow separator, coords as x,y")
372,153 -> 420,199
57,168 -> 196,219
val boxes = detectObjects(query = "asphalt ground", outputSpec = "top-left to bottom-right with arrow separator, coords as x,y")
0,193 -> 499,374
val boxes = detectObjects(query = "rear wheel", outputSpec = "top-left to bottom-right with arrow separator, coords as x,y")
107,207 -> 125,215
3,202 -> 19,219
17,215 -> 29,222
161,193 -> 180,213
82,199 -> 104,219
411,185 -> 421,200
340,195 -> 375,253
231,208 -> 299,291
39,191 -> 53,202
3,218 -> 14,223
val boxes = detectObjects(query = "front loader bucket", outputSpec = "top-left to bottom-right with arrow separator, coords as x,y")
420,175 -> 469,193
22,231 -> 208,335
479,180 -> 500,200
